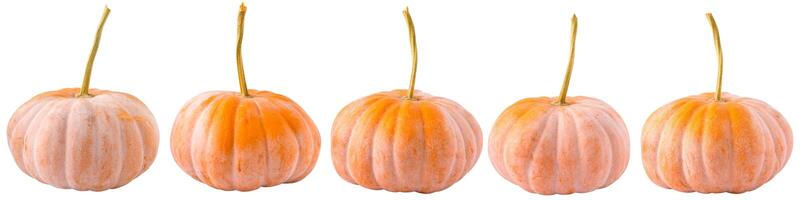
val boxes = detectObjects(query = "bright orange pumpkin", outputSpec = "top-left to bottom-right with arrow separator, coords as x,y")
641,13 -> 793,193
6,7 -> 159,191
489,97 -> 629,195
169,4 -> 321,191
7,88 -> 159,191
331,89 -> 482,193
171,90 -> 321,191
488,15 -> 629,195
642,93 -> 792,193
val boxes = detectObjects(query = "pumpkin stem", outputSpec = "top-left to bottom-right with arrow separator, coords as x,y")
706,13 -> 723,101
236,3 -> 250,97
556,14 -> 578,106
78,6 -> 111,98
403,6 -> 419,100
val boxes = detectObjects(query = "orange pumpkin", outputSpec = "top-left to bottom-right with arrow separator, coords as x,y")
169,4 -> 321,191
330,8 -> 482,193
490,97 -> 629,195
171,90 -> 320,191
642,93 -> 792,193
331,90 -> 482,193
6,7 -> 159,191
641,13 -> 793,193
488,15 -> 629,195
7,89 -> 159,191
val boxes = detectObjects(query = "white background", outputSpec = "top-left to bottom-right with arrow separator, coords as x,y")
1,0 -> 798,199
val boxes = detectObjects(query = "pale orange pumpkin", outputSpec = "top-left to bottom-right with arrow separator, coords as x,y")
8,88 -> 159,191
331,89 -> 482,193
330,8 -> 482,193
641,13 -> 793,193
6,7 -> 159,191
488,15 -> 629,195
169,4 -> 321,191
490,97 -> 629,195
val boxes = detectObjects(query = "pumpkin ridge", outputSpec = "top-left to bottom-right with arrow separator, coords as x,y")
720,103 -> 736,192
436,99 -> 482,166
655,100 -> 701,190
574,105 -> 614,190
728,103 -> 764,191
191,95 -> 227,186
508,103 -> 550,191
30,100 -> 66,185
345,97 -> 396,188
112,98 -> 146,185
64,100 -> 88,189
566,108 -> 585,193
195,95 -> 229,189
746,104 -> 778,186
417,101 -> 436,192
524,108 -> 555,193
493,100 -> 534,178
52,100 -> 71,188
262,98 -> 303,184
31,100 -> 65,184
391,100 -> 415,191
757,103 -> 791,181
642,98 -> 691,188
699,103 -> 722,192
429,101 -> 469,186
431,102 -> 463,189
746,102 -> 789,175
740,100 -> 792,167
370,101 -> 401,190
683,102 -> 711,190
333,95 -> 385,183
110,97 -> 138,187
550,111 -> 564,194
179,93 -> 222,181
250,99 -> 270,187
42,99 -> 74,183
19,100 -> 59,179
282,99 -> 321,182
105,103 -> 126,188
230,98 -> 245,188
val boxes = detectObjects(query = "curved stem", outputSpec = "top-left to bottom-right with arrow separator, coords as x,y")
78,6 -> 111,98
236,3 -> 250,97
706,13 -> 723,101
556,14 -> 578,105
403,7 -> 418,99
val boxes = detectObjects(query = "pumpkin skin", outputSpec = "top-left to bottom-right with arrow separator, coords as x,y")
7,88 -> 159,191
171,90 -> 321,191
489,96 -> 629,195
642,92 -> 793,193
331,89 -> 482,193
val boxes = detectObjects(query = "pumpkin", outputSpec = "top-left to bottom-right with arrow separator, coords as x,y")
6,7 -> 159,191
170,3 -> 321,191
642,93 -> 792,193
330,7 -> 482,193
331,89 -> 482,193
488,15 -> 629,195
641,13 -> 793,193
490,97 -> 629,195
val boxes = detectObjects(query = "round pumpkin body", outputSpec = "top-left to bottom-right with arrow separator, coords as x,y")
642,92 -> 792,193
7,88 -> 159,191
331,89 -> 482,193
171,90 -> 320,191
489,96 -> 629,195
